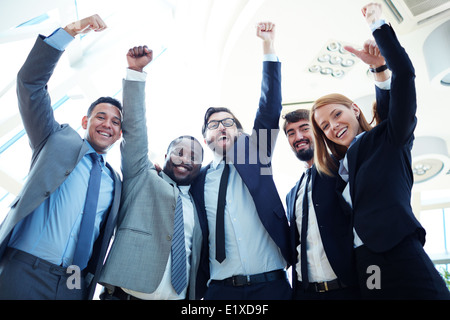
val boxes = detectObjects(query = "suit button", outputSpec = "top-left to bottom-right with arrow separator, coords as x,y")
65,170 -> 71,176
44,191 -> 50,197
167,235 -> 172,241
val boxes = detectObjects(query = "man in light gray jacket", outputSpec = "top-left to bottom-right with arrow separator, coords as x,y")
0,15 -> 122,300
99,46 -> 206,300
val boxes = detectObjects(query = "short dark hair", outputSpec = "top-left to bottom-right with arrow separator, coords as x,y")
167,135 -> 204,162
201,107 -> 244,137
87,96 -> 123,119
282,109 -> 310,134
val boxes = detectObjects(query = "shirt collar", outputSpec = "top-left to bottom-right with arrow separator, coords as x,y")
178,185 -> 190,195
212,152 -> 232,170
349,131 -> 366,149
84,140 -> 107,164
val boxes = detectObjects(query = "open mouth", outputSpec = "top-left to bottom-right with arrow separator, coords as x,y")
294,139 -> 309,150
337,127 -> 347,139
174,164 -> 192,172
217,134 -> 229,145
98,130 -> 112,138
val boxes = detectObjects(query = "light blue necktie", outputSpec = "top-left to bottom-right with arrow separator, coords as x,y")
171,191 -> 187,295
72,153 -> 102,270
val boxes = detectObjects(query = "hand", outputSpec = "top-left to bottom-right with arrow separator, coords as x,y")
344,39 -> 385,68
256,22 -> 276,55
126,45 -> 153,72
362,2 -> 382,25
64,14 -> 107,37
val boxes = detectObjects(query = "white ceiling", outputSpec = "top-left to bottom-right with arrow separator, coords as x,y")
1,0 -> 450,217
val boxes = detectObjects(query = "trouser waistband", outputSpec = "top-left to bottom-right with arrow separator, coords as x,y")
210,269 -> 286,287
6,247 -> 69,276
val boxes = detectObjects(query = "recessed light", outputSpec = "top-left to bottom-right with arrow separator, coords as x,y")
308,39 -> 358,78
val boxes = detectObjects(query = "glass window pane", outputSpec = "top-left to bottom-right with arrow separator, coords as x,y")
421,209 -> 446,255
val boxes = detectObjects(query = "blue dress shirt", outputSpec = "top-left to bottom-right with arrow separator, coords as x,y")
8,28 -> 115,266
9,141 -> 114,266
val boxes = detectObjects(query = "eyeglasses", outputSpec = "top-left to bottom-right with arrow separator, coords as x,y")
206,118 -> 236,130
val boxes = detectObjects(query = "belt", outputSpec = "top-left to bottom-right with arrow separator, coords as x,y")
110,287 -> 142,300
6,248 -> 69,276
211,269 -> 286,287
297,279 -> 347,293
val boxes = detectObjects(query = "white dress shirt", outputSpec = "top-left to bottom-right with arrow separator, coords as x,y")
294,171 -> 337,283
204,156 -> 286,281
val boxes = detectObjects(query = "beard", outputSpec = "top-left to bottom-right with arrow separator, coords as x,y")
295,147 -> 314,162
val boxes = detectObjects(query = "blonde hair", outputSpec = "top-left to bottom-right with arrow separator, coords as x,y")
310,93 -> 372,176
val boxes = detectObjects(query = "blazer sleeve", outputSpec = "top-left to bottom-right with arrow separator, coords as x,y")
373,24 -> 417,146
120,79 -> 154,179
16,35 -> 63,151
374,86 -> 390,123
251,61 -> 282,159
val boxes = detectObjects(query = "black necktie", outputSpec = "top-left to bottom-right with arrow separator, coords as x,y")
216,163 -> 229,263
300,168 -> 312,289
73,153 -> 102,270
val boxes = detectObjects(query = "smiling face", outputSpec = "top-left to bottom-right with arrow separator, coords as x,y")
285,119 -> 314,165
163,137 -> 203,186
313,103 -> 362,148
204,111 -> 241,157
82,102 -> 122,154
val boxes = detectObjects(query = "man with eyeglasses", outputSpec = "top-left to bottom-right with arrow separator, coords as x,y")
190,21 -> 293,300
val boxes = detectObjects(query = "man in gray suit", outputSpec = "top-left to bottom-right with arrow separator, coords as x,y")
99,46 -> 205,300
0,15 -> 122,300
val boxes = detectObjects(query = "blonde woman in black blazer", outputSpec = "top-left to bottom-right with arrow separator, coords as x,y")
310,3 -> 450,299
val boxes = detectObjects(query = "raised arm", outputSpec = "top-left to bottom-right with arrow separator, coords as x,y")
364,3 -> 417,145
17,15 -> 107,151
120,46 -> 154,178
253,22 -> 282,159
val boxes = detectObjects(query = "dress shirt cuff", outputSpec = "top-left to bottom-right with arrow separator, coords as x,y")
374,77 -> 391,90
263,53 -> 279,62
43,27 -> 74,51
370,19 -> 386,32
125,68 -> 147,81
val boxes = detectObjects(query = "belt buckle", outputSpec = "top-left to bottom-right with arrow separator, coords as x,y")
316,281 -> 328,293
232,275 -> 251,286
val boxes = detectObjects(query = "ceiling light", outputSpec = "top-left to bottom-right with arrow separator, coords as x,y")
308,40 -> 358,78
320,67 -> 333,75
308,65 -> 321,73
412,136 -> 450,183
423,20 -> 450,86
341,58 -> 355,67
317,54 -> 330,62
332,69 -> 344,78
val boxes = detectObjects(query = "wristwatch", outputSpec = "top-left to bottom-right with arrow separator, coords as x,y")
369,64 -> 388,73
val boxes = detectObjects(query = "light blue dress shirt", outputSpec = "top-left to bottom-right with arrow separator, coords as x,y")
9,142 -> 114,267
8,28 -> 115,267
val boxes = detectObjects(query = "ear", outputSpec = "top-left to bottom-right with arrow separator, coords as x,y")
81,115 -> 88,130
351,103 -> 361,119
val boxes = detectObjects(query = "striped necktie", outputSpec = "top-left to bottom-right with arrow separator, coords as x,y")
171,190 -> 187,295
